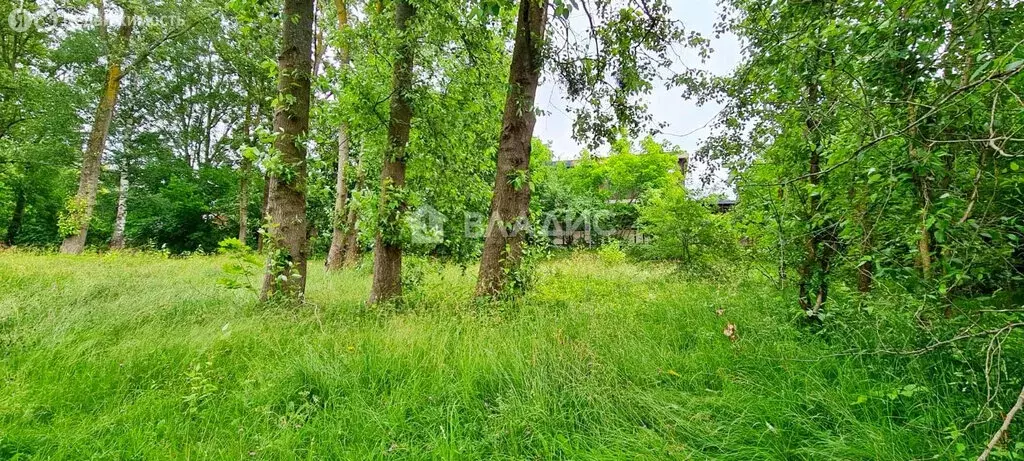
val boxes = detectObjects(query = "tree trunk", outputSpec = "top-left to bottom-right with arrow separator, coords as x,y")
368,0 -> 416,304
238,105 -> 254,244
60,13 -> 133,254
238,158 -> 251,244
475,0 -> 549,297
341,154 -> 365,266
259,0 -> 315,302
853,183 -> 874,293
325,126 -> 351,269
109,169 -> 129,250
796,22 -> 836,319
908,106 -> 934,280
326,0 -> 352,271
4,184 -> 25,246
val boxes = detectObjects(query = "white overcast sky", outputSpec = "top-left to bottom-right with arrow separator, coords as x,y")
535,0 -> 741,195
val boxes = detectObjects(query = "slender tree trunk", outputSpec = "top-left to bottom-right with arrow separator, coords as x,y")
341,154 -> 365,266
326,0 -> 352,271
109,170 -> 129,250
909,106 -> 934,280
851,183 -> 874,293
60,14 -> 133,254
4,184 -> 25,246
260,0 -> 315,302
476,0 -> 549,297
797,126 -> 822,315
368,0 -> 416,304
325,126 -> 351,269
895,5 -> 934,281
238,159 -> 251,243
238,105 -> 254,244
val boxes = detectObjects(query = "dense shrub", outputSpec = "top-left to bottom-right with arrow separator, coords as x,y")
636,185 -> 739,270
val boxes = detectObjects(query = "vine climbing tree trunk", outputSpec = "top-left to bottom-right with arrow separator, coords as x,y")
109,169 -> 129,250
796,0 -> 837,319
368,0 -> 415,304
475,0 -> 548,297
326,0 -> 352,271
60,11 -> 133,254
260,0 -> 315,302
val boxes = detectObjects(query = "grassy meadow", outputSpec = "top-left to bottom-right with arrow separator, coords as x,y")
0,251 -> 977,459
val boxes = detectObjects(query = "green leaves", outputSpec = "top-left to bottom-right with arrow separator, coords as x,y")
553,0 -> 574,19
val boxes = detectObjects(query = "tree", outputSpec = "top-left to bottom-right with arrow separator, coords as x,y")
638,185 -> 736,267
476,0 -> 697,296
0,0 -> 84,247
108,167 -> 129,250
59,5 -> 134,254
259,0 -> 315,301
368,0 -> 416,304
476,0 -> 549,297
325,0 -> 353,270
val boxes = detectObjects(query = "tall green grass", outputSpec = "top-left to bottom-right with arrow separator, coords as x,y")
0,251 -> 986,458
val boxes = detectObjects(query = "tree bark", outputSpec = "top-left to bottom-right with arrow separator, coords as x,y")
4,184 -> 25,246
109,169 -> 129,250
368,0 -> 416,304
60,13 -> 133,254
260,0 -> 315,302
326,0 -> 352,271
909,102 -> 934,280
476,0 -> 549,297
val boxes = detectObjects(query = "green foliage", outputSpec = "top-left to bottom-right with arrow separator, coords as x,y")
638,185 -> 738,271
703,0 -> 1024,307
57,197 -> 89,238
216,237 -> 262,293
596,240 -> 626,265
533,136 -> 686,246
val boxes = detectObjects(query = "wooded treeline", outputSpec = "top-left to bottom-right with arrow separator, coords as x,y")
1,0 -> 1020,306
697,2 -> 1024,452
0,0 -> 694,302
699,0 -> 1023,317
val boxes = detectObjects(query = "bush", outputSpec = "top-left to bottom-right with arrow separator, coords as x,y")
636,185 -> 738,269
597,241 -> 627,265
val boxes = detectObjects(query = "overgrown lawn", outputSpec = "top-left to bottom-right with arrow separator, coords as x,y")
0,252 -> 974,458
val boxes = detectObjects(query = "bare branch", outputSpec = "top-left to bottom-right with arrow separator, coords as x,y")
978,384 -> 1024,461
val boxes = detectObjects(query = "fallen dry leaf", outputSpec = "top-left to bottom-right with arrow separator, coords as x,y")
723,323 -> 738,342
